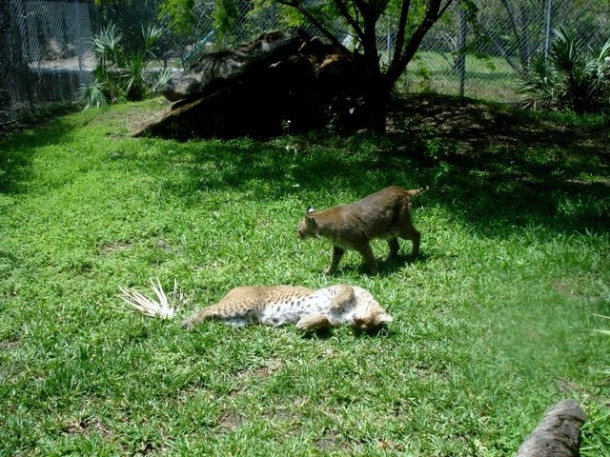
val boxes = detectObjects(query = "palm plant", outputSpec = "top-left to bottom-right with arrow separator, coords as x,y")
518,27 -> 610,113
92,23 -> 123,78
80,79 -> 109,110
518,55 -> 559,110
122,25 -> 164,101
89,23 -> 123,104
84,23 -> 166,107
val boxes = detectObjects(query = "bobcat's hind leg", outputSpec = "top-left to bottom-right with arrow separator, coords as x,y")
385,237 -> 400,262
398,219 -> 421,256
180,304 -> 224,331
326,246 -> 345,275
181,311 -> 204,331
406,229 -> 421,256
296,314 -> 340,332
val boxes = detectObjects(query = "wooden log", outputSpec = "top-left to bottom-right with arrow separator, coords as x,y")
132,32 -> 361,139
162,31 -> 306,102
515,399 -> 587,457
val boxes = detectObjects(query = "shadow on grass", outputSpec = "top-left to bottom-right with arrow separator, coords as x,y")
148,93 -> 609,237
385,94 -> 610,235
0,116 -> 82,194
10,94 -> 606,239
301,325 -> 393,340
321,253 -> 426,277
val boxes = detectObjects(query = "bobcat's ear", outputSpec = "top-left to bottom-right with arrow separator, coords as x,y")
376,313 -> 393,325
306,205 -> 315,215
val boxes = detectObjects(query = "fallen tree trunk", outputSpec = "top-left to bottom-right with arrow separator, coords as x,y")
132,31 -> 364,140
515,399 -> 587,457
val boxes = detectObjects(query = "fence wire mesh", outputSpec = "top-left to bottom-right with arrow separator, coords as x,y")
1,0 -> 97,125
1,0 -> 608,126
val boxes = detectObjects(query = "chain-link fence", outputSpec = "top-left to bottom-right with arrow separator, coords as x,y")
1,0 -> 97,126
405,1 -> 609,101
1,0 -> 608,127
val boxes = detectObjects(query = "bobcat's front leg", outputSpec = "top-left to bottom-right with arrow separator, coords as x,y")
358,243 -> 379,275
181,311 -> 203,331
326,246 -> 345,275
296,314 -> 340,332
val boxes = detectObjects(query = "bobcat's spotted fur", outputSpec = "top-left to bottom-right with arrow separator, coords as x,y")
297,186 -> 428,275
180,284 -> 392,332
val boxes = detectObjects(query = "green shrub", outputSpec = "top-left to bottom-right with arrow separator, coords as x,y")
83,23 -> 166,108
519,28 -> 610,113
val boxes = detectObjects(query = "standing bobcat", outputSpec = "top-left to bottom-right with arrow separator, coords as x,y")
119,282 -> 393,333
297,186 -> 428,275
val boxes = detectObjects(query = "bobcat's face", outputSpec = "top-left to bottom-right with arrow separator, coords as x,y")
297,206 -> 318,239
352,311 -> 393,332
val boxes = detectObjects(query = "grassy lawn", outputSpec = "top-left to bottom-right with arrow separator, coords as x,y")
403,51 -> 521,102
1,96 -> 609,456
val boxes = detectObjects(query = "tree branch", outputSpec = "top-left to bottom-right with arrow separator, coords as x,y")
276,0 -> 349,52
389,0 -> 412,72
332,0 -> 365,41
386,0 -> 457,86
515,400 -> 586,457
351,0 -> 371,20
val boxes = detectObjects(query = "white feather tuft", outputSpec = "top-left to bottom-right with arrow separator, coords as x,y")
118,278 -> 181,319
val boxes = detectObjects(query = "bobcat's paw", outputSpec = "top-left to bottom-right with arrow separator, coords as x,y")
181,318 -> 195,331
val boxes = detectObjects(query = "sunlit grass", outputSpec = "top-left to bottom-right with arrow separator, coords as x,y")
402,51 -> 520,101
0,99 -> 608,456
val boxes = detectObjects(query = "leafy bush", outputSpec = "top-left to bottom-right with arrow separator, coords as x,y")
519,28 -> 610,113
82,23 -> 166,108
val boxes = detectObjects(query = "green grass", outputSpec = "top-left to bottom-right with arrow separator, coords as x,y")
402,51 -> 521,102
1,98 -> 609,456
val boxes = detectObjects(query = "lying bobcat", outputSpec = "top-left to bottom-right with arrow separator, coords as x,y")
297,185 -> 428,275
119,281 -> 393,333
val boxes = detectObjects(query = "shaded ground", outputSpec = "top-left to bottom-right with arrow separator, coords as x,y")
385,95 -> 609,231
2,94 -> 609,236
357,94 -> 610,237
389,94 -> 609,165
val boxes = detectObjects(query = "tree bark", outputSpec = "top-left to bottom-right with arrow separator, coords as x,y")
515,399 -> 587,457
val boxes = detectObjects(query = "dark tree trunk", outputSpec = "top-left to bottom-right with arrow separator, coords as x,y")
363,80 -> 390,134
515,399 -> 587,457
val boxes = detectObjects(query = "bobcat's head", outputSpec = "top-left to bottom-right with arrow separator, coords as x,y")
351,310 -> 393,332
351,286 -> 393,332
297,206 -> 319,239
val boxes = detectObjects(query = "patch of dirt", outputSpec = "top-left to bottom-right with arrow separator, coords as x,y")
314,430 -> 341,451
218,412 -> 248,430
553,280 -> 581,299
228,358 -> 283,397
100,241 -> 132,255
0,340 -> 19,350
235,358 -> 283,381
62,417 -> 113,439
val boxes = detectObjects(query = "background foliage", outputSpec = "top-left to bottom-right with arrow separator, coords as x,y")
3,0 -> 610,126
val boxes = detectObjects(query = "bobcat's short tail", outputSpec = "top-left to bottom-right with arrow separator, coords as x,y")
406,185 -> 429,197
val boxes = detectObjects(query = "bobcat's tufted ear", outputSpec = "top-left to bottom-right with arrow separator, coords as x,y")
375,313 -> 393,325
306,205 -> 315,215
